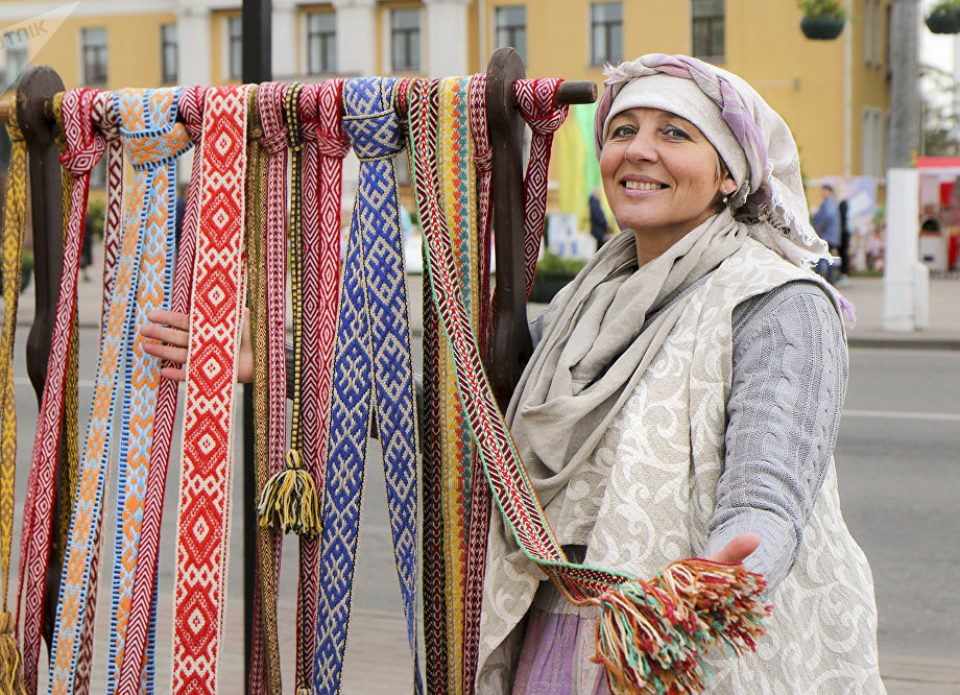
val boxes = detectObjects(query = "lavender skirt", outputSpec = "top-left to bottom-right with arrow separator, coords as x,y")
511,583 -> 611,695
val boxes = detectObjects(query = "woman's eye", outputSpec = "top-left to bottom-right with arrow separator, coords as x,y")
610,124 -> 637,139
661,125 -> 691,140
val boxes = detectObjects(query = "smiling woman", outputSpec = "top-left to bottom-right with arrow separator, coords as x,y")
477,54 -> 886,694
599,106 -> 737,264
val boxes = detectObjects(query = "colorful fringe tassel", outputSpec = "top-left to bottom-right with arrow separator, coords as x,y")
592,559 -> 771,695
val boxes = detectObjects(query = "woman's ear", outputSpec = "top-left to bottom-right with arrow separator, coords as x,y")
720,176 -> 737,196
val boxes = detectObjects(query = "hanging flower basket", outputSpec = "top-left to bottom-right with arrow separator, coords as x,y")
797,0 -> 847,40
800,15 -> 846,39
926,4 -> 960,34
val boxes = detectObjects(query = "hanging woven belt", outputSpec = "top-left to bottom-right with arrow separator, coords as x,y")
411,75 -> 482,695
409,72 -> 771,695
114,86 -> 204,695
514,79 -> 569,295
170,85 -> 249,695
461,72 -> 495,695
291,78 -> 348,694
247,81 -> 287,695
0,98 -> 28,695
17,88 -> 101,695
313,76 -> 421,695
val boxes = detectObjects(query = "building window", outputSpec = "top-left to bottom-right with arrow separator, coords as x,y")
228,16 -> 242,80
306,12 -> 337,74
391,8 -> 421,72
862,107 -> 885,178
862,108 -> 875,177
691,0 -> 724,63
873,0 -> 883,66
495,6 -> 527,63
863,0 -> 873,65
3,39 -> 29,88
81,27 -> 108,86
590,3 -> 622,66
161,23 -> 177,84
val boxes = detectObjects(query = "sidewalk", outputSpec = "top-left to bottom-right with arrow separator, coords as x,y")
16,242 -> 960,349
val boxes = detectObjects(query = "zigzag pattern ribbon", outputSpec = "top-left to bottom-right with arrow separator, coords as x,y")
108,88 -> 190,694
462,71 -> 495,695
72,91 -> 125,693
18,88 -> 103,695
415,78 -> 449,695
170,85 -> 248,695
313,76 -> 421,695
293,79 -> 348,693
115,86 -> 205,695
0,99 -> 27,695
514,79 -> 569,295
438,78 -> 479,695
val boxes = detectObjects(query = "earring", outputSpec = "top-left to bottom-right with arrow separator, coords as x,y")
721,192 -> 730,206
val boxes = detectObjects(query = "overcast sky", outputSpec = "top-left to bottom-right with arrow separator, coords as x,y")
921,0 -> 958,74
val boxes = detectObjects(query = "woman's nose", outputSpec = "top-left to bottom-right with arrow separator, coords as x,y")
624,129 -> 658,162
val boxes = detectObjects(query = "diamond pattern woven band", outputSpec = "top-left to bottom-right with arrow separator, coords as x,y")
293,78 -> 348,693
170,85 -> 248,695
313,76 -> 421,695
114,86 -> 205,695
514,79 -> 569,295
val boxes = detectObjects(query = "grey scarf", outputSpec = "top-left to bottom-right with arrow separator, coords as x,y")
504,210 -> 745,524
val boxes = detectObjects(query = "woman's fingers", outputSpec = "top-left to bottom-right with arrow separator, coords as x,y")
147,309 -> 190,331
142,337 -> 188,368
141,310 -> 191,383
706,533 -> 760,565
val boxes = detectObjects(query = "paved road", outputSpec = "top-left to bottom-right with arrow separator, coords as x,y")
11,326 -> 960,692
837,348 -> 960,694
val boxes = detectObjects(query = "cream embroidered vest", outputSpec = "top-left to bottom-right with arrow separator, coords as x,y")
476,240 -> 886,694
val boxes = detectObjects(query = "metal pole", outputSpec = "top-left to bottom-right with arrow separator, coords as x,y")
241,1 -> 270,691
887,0 -> 921,168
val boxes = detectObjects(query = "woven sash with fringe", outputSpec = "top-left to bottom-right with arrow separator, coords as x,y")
291,79 -> 348,693
312,76 -> 421,695
114,86 -> 205,695
409,74 -> 770,695
417,76 -> 481,695
17,88 -> 101,695
0,99 -> 27,695
170,85 -> 248,695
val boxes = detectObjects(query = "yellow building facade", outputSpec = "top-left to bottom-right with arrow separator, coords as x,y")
0,0 -> 890,187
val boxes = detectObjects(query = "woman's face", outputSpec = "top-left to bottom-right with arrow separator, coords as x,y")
600,107 -> 736,255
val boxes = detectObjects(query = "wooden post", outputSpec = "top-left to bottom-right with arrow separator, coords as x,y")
486,48 -> 597,408
16,64 -> 67,651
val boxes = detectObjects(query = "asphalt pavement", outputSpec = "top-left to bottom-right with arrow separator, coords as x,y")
10,248 -> 960,693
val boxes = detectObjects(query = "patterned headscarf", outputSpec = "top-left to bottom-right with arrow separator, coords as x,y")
594,53 -> 832,272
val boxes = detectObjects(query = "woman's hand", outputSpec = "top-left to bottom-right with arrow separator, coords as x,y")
706,533 -> 759,565
141,309 -> 254,383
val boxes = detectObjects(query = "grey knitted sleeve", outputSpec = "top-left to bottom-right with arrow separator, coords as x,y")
702,281 -> 848,592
